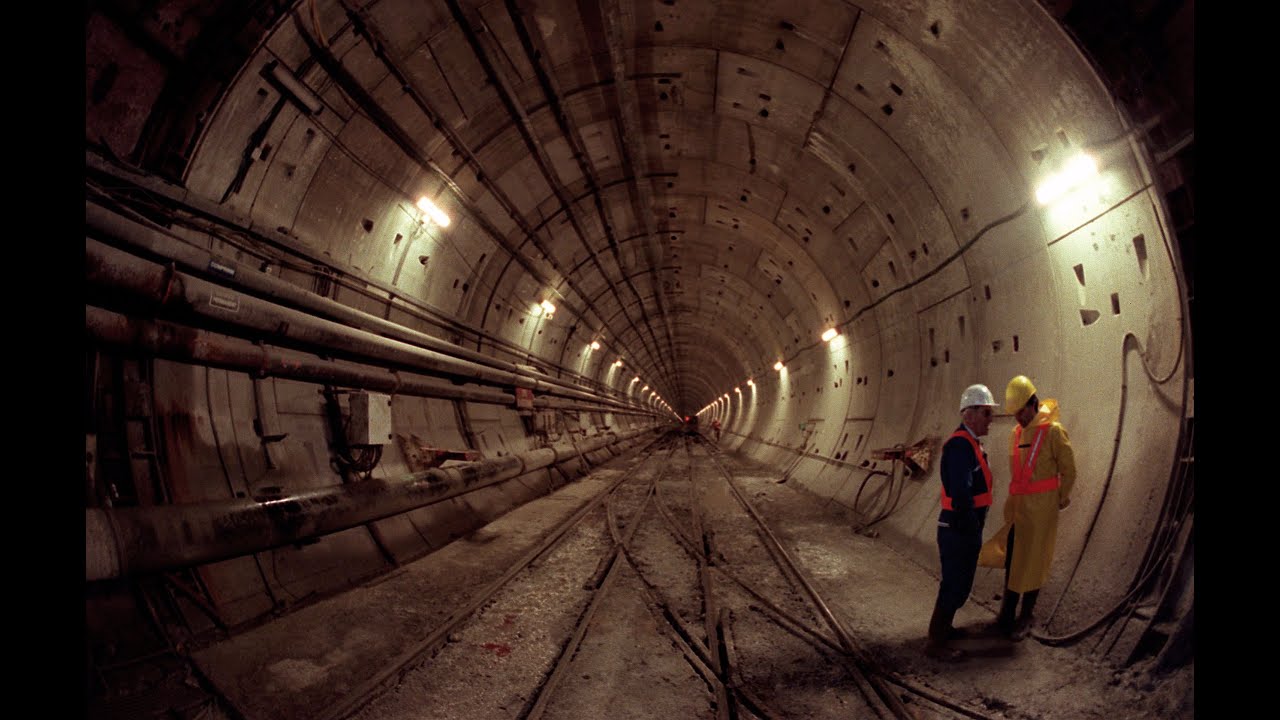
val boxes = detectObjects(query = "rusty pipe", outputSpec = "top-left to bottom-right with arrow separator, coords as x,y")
85,200 -> 631,405
86,238 -> 645,413
85,305 -> 656,417
86,427 -> 657,581
87,304 -> 515,405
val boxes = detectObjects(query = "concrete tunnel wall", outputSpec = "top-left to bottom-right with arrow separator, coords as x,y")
85,0 -> 1191,643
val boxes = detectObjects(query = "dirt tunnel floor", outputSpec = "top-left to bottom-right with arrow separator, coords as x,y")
190,438 -> 1193,720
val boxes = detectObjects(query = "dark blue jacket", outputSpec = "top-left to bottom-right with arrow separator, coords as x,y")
939,424 -> 991,533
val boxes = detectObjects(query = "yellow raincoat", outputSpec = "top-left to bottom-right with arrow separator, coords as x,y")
978,399 -> 1076,593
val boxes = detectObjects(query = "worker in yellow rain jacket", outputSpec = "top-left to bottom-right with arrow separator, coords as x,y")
978,375 -> 1076,640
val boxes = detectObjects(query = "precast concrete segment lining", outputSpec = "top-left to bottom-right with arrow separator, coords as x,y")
829,12 -> 1024,228
857,0 -> 1129,157
186,11 -> 670,384
185,23 -> 896,397
442,0 -> 673,385
87,0 -> 1192,663
318,33 -> 916,243
589,78 -> 684,413
599,283 -> 783,364
671,349 -> 750,395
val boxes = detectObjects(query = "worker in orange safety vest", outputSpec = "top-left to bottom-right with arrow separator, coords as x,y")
979,375 -> 1077,640
925,383 -> 998,660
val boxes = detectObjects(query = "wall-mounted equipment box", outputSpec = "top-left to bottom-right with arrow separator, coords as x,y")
348,392 -> 392,445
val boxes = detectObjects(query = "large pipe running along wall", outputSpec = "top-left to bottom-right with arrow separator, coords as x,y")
84,199 -> 637,406
85,305 -> 654,416
86,426 -> 658,581
85,154 -> 637,402
85,238 -> 653,414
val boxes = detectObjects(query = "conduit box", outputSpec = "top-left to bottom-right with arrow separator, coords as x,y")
348,391 -> 392,446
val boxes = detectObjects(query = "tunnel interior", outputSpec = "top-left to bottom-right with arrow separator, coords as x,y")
84,0 -> 1195,717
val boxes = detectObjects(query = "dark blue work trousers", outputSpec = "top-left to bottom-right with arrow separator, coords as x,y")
936,515 -> 986,613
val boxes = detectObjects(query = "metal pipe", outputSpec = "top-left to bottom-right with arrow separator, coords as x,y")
86,427 -> 656,581
86,238 -> 647,412
84,201 -> 635,405
267,60 -> 324,114
88,305 -> 511,404
87,154 -> 634,396
85,306 -> 657,417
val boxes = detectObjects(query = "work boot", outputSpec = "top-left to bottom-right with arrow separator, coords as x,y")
994,590 -> 1020,638
1010,590 -> 1039,641
924,602 -> 965,660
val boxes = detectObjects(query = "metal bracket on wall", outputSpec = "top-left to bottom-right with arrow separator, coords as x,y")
396,433 -> 481,472
869,436 -> 937,479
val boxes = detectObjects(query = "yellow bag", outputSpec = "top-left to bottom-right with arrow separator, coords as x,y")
978,523 -> 1010,568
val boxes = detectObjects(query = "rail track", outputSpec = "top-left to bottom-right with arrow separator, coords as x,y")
330,432 -> 1004,720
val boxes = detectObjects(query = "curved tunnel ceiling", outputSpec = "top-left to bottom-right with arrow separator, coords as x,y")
91,0 -> 1185,419
85,0 -> 1194,688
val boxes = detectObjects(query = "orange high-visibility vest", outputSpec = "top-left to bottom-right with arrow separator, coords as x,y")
941,429 -> 994,510
1010,423 -> 1062,495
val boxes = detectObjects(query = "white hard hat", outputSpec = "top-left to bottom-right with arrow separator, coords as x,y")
959,384 -> 996,412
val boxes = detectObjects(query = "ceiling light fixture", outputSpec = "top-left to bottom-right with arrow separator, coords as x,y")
1035,153 -> 1099,205
415,196 -> 452,227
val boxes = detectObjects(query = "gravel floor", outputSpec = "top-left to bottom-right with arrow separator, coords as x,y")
189,435 -> 1192,719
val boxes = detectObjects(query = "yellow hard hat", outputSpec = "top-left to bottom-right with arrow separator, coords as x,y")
1005,375 -> 1037,414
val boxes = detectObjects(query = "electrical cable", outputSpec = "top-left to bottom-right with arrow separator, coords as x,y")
850,469 -> 891,523
761,199 -> 1033,378
1035,329 -> 1192,647
1029,130 -> 1194,646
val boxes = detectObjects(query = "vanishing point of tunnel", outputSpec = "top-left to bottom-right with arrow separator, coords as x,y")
84,1 -> 1195,718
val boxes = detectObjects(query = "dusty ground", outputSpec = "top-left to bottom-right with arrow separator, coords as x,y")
711,445 -> 1194,720
185,435 -> 1193,719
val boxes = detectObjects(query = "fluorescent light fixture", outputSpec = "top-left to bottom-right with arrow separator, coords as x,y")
538,299 -> 557,316
734,387 -> 741,393
747,379 -> 754,387
590,341 -> 601,350
1035,153 -> 1099,205
774,361 -> 784,371
821,328 -> 838,342
415,196 -> 451,227
613,359 -> 623,367
643,385 -> 649,391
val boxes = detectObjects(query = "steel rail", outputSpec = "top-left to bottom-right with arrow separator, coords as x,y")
701,441 -> 908,720
317,434 -> 668,720
522,471 -> 660,720
701,438 -> 1008,717
649,460 -> 848,656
